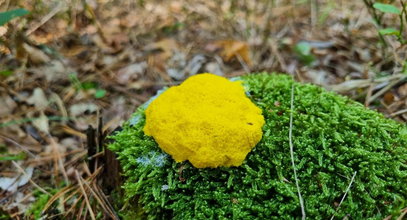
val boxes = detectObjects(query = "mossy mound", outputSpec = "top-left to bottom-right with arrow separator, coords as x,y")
109,73 -> 407,219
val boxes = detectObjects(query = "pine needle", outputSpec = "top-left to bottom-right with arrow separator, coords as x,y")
11,161 -> 50,196
75,170 -> 96,220
289,84 -> 306,220
330,171 -> 357,220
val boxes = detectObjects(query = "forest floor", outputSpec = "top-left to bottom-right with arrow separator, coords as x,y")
0,0 -> 406,219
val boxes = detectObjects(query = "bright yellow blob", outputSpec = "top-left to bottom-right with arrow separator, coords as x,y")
143,73 -> 265,168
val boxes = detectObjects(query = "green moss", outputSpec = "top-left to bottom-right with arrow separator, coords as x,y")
26,188 -> 57,219
109,73 -> 407,219
0,210 -> 11,220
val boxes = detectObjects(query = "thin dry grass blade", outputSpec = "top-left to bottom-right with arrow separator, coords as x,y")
48,136 -> 70,184
75,170 -> 96,220
42,185 -> 75,213
81,175 -> 119,219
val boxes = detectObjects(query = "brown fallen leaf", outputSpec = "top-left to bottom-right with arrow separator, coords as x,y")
0,26 -> 7,37
398,83 -> 407,98
145,38 -> 179,61
22,43 -> 51,64
121,12 -> 140,28
60,45 -> 87,57
0,95 -> 17,117
214,40 -> 252,66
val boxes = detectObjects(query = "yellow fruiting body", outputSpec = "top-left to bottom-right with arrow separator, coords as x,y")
143,73 -> 265,168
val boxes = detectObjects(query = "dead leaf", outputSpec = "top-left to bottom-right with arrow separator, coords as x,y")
185,54 -> 206,76
108,33 -> 129,49
0,26 -> 7,37
398,83 -> 407,97
23,43 -> 51,64
31,60 -> 69,82
166,52 -> 187,79
60,45 -> 87,57
170,1 -> 183,13
0,95 -> 17,117
205,62 -> 223,76
69,103 -> 99,117
32,111 -> 49,134
0,166 -> 34,193
26,88 -> 48,109
5,192 -> 35,213
167,54 -> 207,79
214,40 -> 252,66
271,5 -> 294,17
145,38 -> 179,61
121,12 -> 140,28
116,62 -> 147,84
305,69 -> 332,86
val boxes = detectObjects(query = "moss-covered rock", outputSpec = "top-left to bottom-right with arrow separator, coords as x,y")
109,73 -> 407,219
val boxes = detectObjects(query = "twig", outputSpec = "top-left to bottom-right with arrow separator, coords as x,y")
330,171 -> 357,220
364,84 -> 374,107
367,78 -> 404,104
75,170 -> 96,220
289,84 -> 306,220
390,109 -> 407,117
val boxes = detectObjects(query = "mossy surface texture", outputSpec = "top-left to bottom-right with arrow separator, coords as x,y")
109,73 -> 407,219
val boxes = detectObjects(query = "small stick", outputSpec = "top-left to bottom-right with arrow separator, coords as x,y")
367,78 -> 404,105
330,171 -> 357,220
390,109 -> 407,117
289,84 -> 306,220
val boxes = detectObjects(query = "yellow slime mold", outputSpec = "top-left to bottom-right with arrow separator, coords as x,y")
143,73 -> 264,168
